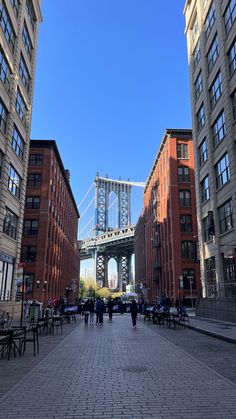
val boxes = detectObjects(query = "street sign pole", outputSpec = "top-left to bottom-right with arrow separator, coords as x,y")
18,263 -> 25,327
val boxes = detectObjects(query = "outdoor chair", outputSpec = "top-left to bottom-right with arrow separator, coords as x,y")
21,325 -> 39,356
52,316 -> 63,334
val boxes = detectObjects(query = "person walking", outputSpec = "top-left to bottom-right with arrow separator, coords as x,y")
107,298 -> 114,321
130,299 -> 138,328
89,299 -> 95,325
83,299 -> 90,325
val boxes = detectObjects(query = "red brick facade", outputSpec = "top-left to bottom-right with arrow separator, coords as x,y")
134,129 -> 200,306
20,140 -> 80,302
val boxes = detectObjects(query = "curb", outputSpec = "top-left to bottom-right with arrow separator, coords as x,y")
186,324 -> 236,345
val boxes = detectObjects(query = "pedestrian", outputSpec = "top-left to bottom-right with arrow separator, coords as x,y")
130,299 -> 138,328
95,297 -> 104,325
83,299 -> 90,325
53,297 -> 60,315
107,297 -> 114,321
89,299 -> 95,325
59,296 -> 65,315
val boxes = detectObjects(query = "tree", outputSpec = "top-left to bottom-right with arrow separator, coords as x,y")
96,287 -> 110,299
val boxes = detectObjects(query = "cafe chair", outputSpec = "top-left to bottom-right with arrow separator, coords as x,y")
21,325 -> 39,356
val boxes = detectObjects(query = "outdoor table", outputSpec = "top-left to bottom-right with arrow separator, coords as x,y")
0,329 -> 16,360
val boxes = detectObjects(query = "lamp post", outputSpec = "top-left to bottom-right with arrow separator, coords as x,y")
19,263 -> 25,327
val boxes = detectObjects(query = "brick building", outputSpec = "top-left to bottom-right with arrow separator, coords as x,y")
135,129 -> 200,306
20,140 -> 80,302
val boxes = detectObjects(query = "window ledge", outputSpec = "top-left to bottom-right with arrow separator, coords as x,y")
2,232 -> 16,242
203,239 -> 213,245
219,228 -> 234,238
201,197 -> 210,206
216,179 -> 230,193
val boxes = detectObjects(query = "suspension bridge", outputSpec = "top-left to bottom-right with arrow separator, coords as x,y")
78,174 -> 145,290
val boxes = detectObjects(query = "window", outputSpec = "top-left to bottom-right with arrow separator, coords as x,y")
21,245 -> 36,262
212,111 -> 226,147
180,215 -> 192,233
178,166 -> 190,182
27,173 -> 41,187
205,2 -> 216,39
177,143 -> 189,159
192,15 -> 199,43
0,0 -> 15,52
181,241 -> 194,260
205,257 -> 217,298
232,89 -> 236,120
15,89 -> 27,124
207,35 -> 219,73
215,153 -> 230,189
218,199 -> 233,234
26,0 -> 36,31
8,164 -> 21,199
193,39 -> 201,69
3,207 -> 18,239
201,175 -> 210,203
12,125 -> 24,160
26,196 -> 40,209
199,138 -> 207,166
228,39 -> 236,75
179,190 -> 191,207
0,149 -> 4,178
224,0 -> 236,35
222,257 -> 236,298
203,213 -> 214,242
10,0 -> 19,17
0,98 -> 7,133
23,219 -> 38,235
0,47 -> 11,91
19,54 -> 30,92
22,22 -> 32,60
196,104 -> 205,132
29,154 -> 43,166
209,71 -> 222,109
183,269 -> 196,290
194,71 -> 203,100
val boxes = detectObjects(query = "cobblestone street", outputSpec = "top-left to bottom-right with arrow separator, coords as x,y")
0,315 -> 236,419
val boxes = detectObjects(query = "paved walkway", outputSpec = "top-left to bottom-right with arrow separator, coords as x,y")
0,315 -> 236,419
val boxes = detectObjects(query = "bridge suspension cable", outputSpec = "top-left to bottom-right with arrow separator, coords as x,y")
80,196 -> 95,219
78,182 -> 94,208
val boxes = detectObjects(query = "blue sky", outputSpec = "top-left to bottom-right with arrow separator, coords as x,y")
31,0 -> 191,206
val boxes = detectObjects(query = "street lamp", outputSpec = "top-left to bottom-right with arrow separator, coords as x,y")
18,262 -> 25,327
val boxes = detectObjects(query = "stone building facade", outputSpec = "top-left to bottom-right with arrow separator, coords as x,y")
0,0 -> 42,313
184,0 -> 236,320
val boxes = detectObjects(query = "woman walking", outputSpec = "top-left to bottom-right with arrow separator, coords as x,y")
130,300 -> 138,328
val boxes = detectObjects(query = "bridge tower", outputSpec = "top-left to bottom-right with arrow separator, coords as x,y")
94,175 -> 132,290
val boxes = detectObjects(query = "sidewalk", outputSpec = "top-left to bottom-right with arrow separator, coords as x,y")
0,314 -> 236,419
186,310 -> 236,344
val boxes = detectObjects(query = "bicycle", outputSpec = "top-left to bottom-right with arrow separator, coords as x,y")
0,311 -> 13,328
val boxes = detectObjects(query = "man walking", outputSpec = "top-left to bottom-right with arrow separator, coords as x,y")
130,299 -> 138,328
